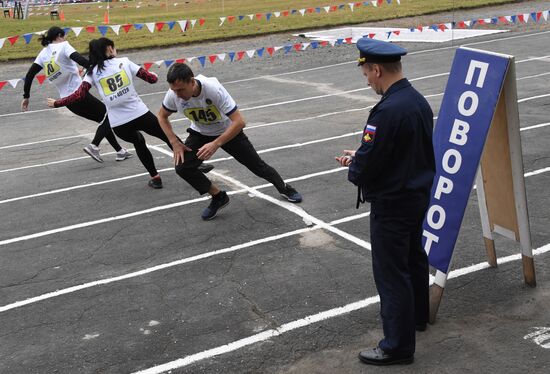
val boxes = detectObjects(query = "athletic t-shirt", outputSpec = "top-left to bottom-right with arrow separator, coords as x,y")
84,57 -> 149,127
162,75 -> 237,136
34,41 -> 81,98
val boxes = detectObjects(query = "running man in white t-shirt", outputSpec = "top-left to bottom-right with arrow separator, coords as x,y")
22,26 -> 131,163
49,38 -> 212,189
157,63 -> 303,220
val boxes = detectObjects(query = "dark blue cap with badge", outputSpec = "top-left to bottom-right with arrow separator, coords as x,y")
356,37 -> 407,65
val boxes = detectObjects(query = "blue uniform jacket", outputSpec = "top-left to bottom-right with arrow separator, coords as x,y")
348,78 -> 435,210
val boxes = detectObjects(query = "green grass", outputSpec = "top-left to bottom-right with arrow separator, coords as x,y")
0,0 -> 518,61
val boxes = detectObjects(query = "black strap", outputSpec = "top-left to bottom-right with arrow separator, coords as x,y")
356,186 -> 366,209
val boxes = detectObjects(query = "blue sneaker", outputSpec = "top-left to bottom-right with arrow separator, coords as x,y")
279,184 -> 302,203
201,191 -> 230,220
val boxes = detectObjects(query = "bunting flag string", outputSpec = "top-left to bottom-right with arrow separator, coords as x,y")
1,0 -> 401,48
2,8 -> 550,91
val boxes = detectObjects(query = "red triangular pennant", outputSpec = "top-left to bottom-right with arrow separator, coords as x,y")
438,23 -> 447,31
228,15 -> 235,22
518,14 -> 525,23
36,75 -> 46,85
155,22 -> 165,31
266,47 -> 275,56
498,16 -> 508,24
122,24 -> 132,33
199,18 -> 206,26
377,0 -> 383,5
393,30 -> 401,35
143,62 -> 153,70
307,8 -> 314,13
458,21 -> 466,28
8,36 -> 19,45
86,26 -> 96,33
320,41 -> 328,47
282,10 -> 290,17
345,37 -> 353,44
175,58 -> 186,63
237,51 -> 245,60
0,81 -> 6,90
208,55 -> 217,64
477,19 -> 485,25
417,25 -> 423,32
368,33 -> 376,38
330,5 -> 337,12
293,43 -> 302,51
255,13 -> 262,19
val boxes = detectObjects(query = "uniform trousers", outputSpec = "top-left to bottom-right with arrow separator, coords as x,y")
369,197 -> 429,356
66,91 -> 122,151
176,129 -> 286,195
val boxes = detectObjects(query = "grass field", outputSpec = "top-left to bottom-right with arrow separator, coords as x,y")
0,0 -> 517,61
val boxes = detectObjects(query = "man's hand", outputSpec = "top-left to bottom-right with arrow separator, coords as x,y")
47,98 -> 57,108
335,150 -> 356,167
197,141 -> 220,161
21,98 -> 30,112
172,141 -> 192,165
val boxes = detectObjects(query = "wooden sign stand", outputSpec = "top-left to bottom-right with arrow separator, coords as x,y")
429,52 -> 535,324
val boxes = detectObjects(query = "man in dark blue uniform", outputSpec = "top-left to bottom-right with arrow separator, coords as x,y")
336,37 -> 435,365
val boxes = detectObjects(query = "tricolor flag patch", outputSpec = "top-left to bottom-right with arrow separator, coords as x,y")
363,124 -> 377,144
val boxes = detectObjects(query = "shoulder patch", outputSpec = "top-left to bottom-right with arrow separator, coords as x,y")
206,98 -> 212,105
363,124 -> 377,144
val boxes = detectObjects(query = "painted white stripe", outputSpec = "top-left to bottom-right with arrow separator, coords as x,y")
521,122 -> 550,131
133,242 -> 550,374
0,167 -> 346,245
518,93 -> 550,103
517,72 -> 550,81
0,133 -> 94,150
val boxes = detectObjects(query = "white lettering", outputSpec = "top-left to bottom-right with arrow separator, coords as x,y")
458,91 -> 479,116
442,149 -> 462,174
434,176 -> 454,200
449,119 -> 470,146
465,60 -> 489,88
423,229 -> 440,255
427,205 -> 446,230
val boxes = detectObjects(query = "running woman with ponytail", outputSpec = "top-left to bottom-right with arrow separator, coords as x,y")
22,26 -> 131,163
48,37 -> 212,189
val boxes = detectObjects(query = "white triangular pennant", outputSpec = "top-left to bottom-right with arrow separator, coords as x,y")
145,22 -> 155,33
247,14 -> 253,20
523,13 -> 530,22
301,42 -> 310,50
324,6 -> 330,13
274,46 -> 283,52
329,40 -> 337,46
371,1 -> 378,7
154,60 -> 164,67
219,17 -> 226,26
299,9 -> 306,16
8,79 -> 20,88
274,12 -> 281,17
187,56 -> 196,63
0,38 -> 5,49
464,20 -> 472,26
190,19 -> 197,28
178,20 -> 188,32
217,53 -> 226,61
246,49 -> 255,58
483,18 -> 492,24
110,25 -> 121,35
349,3 -> 355,12
136,5 -> 141,8
445,22 -> 453,29
72,27 -> 83,36
505,15 -> 513,22
543,10 -> 549,21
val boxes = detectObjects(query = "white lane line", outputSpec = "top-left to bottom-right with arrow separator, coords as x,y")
521,122 -> 550,132
133,242 -> 550,374
0,133 -> 94,150
517,72 -> 550,81
0,209 -> 372,313
518,93 -> 550,103
0,167 -> 346,246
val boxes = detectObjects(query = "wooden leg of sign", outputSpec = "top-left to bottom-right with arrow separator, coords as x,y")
522,255 -> 536,287
484,237 -> 497,268
429,284 -> 444,324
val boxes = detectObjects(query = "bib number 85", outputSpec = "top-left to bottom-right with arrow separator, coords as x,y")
100,70 -> 130,95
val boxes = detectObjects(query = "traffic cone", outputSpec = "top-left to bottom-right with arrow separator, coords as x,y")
103,11 -> 109,24
60,10 -> 65,21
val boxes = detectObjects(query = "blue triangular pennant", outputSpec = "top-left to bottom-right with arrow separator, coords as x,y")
23,33 -> 33,44
134,23 -> 144,30
430,25 -> 439,31
164,60 -> 174,67
284,45 -> 293,54
311,41 -> 318,49
266,13 -> 272,21
63,27 -> 71,35
315,7 -> 321,13
291,9 -> 297,14
531,12 -> 538,21
335,38 -> 344,45
167,21 -> 176,30
339,4 -> 345,9
238,15 -> 245,21
98,26 -> 109,36
228,52 -> 236,62
256,47 -> 265,57
511,15 -> 517,23
197,56 -> 206,67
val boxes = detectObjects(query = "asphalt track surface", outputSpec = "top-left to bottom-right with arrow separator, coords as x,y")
1,8 -> 550,374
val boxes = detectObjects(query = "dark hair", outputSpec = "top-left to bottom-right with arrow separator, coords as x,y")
167,63 -> 194,84
364,61 -> 402,74
39,26 -> 65,47
88,37 -> 115,74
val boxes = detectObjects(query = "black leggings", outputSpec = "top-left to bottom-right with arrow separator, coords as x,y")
113,111 -> 171,177
66,92 -> 122,151
175,129 -> 286,195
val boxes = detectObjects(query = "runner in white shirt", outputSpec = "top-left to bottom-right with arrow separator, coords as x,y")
22,26 -> 131,163
48,38 -> 212,188
157,63 -> 303,221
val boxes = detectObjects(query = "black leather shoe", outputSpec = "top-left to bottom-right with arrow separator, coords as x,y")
416,323 -> 427,332
358,347 -> 414,366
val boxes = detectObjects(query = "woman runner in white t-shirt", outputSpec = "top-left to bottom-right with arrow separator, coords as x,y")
48,37 -> 212,189
22,26 -> 131,163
